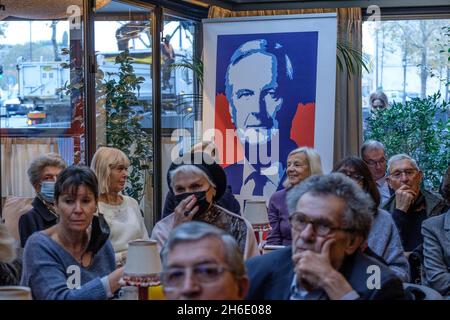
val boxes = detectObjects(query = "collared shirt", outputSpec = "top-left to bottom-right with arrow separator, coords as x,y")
240,159 -> 283,199
376,176 -> 391,205
290,275 -> 360,300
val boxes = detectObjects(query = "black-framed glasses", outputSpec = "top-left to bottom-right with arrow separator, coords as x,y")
337,170 -> 364,182
389,169 -> 418,179
289,213 -> 353,237
364,158 -> 386,167
161,263 -> 231,289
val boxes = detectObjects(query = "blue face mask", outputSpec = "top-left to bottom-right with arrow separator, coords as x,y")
39,181 -> 56,203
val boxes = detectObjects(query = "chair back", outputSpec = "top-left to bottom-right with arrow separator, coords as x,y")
1,196 -> 33,241
403,283 -> 443,300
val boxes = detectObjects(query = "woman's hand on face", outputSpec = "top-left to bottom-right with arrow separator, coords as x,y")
173,194 -> 199,227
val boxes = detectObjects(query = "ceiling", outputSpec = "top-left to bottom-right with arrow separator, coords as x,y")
183,0 -> 450,11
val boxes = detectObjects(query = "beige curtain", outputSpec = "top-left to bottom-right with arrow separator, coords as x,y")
0,0 -> 110,20
1,138 -> 59,197
208,6 -> 363,165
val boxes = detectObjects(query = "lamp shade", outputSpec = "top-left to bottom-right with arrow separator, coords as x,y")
243,200 -> 269,225
124,240 -> 162,276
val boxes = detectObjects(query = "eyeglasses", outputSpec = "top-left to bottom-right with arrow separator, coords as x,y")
389,169 -> 418,179
289,213 -> 353,237
161,263 -> 231,289
337,170 -> 364,182
364,158 -> 386,167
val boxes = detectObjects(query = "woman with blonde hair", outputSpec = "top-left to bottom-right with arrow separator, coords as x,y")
266,147 -> 323,245
91,147 -> 149,266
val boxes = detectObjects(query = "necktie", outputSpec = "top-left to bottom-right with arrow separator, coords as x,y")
245,172 -> 269,196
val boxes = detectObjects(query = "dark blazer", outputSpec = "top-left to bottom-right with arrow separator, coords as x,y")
421,210 -> 450,296
383,189 -> 448,251
18,197 -> 58,248
224,162 -> 286,196
245,246 -> 406,300
162,185 -> 241,218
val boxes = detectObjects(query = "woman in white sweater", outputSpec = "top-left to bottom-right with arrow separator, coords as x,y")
91,147 -> 149,266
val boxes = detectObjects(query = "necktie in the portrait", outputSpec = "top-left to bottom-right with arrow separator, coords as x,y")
244,172 -> 269,196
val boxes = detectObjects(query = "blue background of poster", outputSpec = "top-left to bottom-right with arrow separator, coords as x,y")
215,32 -> 318,104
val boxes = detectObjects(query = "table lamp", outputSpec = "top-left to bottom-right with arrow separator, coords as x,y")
123,240 -> 164,300
243,200 -> 271,244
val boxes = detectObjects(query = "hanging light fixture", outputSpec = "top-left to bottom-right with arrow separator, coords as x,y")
0,0 -> 111,20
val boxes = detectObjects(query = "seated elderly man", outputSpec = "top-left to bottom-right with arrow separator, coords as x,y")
245,173 -> 406,300
361,140 -> 391,204
383,154 -> 448,253
151,152 -> 259,259
160,221 -> 249,300
421,165 -> 450,297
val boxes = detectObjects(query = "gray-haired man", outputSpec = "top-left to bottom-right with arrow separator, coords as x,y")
361,140 -> 391,204
245,173 -> 406,300
383,154 -> 448,252
161,221 -> 249,300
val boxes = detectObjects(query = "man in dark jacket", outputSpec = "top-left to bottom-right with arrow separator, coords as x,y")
383,154 -> 448,252
246,173 -> 406,300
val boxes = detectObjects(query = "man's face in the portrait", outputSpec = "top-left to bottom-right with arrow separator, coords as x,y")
227,52 -> 283,145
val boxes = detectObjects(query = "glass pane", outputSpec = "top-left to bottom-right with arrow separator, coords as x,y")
362,18 -> 450,129
1,1 -> 86,201
362,18 -> 450,190
160,14 -> 200,216
94,1 -> 153,226
0,21 -> 72,129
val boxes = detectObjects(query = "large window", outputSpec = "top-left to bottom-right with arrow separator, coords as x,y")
1,0 -> 87,201
0,20 -> 71,129
362,16 -> 450,190
160,14 -> 200,209
0,0 -> 205,224
94,0 -> 153,226
362,18 -> 450,126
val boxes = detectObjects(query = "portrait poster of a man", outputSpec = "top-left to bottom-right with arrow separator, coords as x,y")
203,14 -> 337,206
216,32 -> 317,198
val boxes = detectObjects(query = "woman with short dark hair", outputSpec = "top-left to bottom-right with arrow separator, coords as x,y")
20,165 -> 123,299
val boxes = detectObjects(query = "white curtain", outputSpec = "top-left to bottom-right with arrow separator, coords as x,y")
1,138 -> 59,197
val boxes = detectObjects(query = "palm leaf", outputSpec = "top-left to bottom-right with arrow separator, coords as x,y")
337,40 -> 372,77
169,58 -> 203,88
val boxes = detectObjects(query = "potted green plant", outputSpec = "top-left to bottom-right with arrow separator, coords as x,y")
365,92 -> 450,191
96,50 -> 152,202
